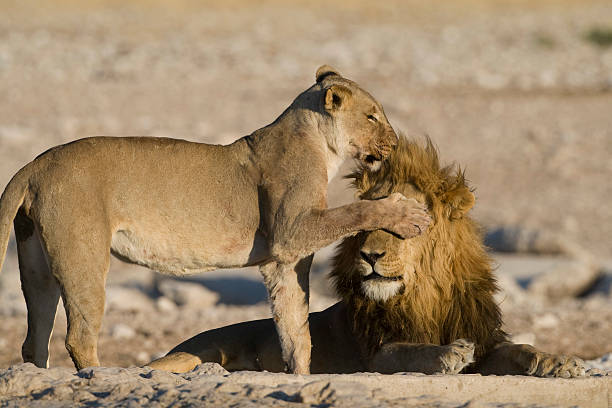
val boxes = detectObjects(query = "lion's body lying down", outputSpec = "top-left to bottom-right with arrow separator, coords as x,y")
150,302 -> 480,375
148,137 -> 585,377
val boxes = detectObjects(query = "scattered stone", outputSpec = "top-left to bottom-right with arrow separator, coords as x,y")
136,351 -> 150,363
156,279 -> 219,308
485,227 -> 569,255
533,313 -> 560,330
105,286 -> 155,313
486,227 -> 603,300
109,323 -> 136,340
528,259 -> 601,299
155,296 -> 177,312
511,332 -> 536,346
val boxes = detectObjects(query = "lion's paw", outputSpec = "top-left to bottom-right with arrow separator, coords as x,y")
440,339 -> 475,374
533,354 -> 586,378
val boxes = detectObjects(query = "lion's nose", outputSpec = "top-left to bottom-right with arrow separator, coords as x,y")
360,250 -> 386,267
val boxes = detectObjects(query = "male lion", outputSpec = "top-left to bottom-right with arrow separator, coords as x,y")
0,66 -> 430,373
148,136 -> 586,378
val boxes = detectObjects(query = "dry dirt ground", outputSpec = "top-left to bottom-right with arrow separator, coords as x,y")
1,0 -> 612,406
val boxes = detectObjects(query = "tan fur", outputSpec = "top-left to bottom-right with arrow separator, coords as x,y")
0,67 -> 431,373
149,136 -> 585,378
333,136 -> 504,361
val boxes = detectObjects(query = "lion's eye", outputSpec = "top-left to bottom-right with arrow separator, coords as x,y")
367,114 -> 378,123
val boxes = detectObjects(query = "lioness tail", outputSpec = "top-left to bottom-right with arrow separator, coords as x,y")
0,163 -> 32,272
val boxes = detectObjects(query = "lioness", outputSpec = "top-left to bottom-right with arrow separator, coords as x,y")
0,66 -> 430,373
148,136 -> 585,378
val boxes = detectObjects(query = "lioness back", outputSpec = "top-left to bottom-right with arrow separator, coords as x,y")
28,136 -> 265,273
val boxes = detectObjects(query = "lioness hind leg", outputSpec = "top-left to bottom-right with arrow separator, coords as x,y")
477,342 -> 586,378
42,221 -> 111,370
15,212 -> 60,368
59,258 -> 109,370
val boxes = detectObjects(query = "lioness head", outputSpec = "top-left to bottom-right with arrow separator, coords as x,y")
331,136 -> 490,305
313,65 -> 397,172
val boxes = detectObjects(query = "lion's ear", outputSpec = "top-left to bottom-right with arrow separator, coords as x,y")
443,187 -> 475,220
316,65 -> 341,82
324,84 -> 352,111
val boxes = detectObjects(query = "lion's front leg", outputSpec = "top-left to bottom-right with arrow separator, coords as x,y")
260,256 -> 312,374
369,339 -> 475,375
477,342 -> 586,378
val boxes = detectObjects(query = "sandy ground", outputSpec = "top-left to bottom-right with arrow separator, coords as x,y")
1,0 -> 612,406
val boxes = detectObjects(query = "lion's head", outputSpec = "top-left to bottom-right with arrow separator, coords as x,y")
330,136 -> 506,358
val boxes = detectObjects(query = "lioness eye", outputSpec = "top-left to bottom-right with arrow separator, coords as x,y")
367,114 -> 378,123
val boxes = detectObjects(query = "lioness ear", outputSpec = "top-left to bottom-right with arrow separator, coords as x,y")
443,187 -> 475,220
324,84 -> 352,111
316,65 -> 341,82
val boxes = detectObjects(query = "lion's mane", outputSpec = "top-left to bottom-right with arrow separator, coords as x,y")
330,136 -> 507,360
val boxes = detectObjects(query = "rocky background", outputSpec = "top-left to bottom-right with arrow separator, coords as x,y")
0,0 -> 611,406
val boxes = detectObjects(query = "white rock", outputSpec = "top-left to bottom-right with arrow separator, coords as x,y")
533,313 -> 560,330
136,351 -> 150,363
528,260 -> 600,299
157,280 -> 219,308
110,323 -> 136,340
155,296 -> 178,312
511,332 -> 536,345
105,286 -> 155,313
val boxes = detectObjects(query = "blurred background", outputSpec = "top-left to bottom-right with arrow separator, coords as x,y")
0,0 -> 611,369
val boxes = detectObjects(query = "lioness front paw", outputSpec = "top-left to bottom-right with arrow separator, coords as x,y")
440,339 -> 475,374
382,193 -> 431,239
532,354 -> 586,378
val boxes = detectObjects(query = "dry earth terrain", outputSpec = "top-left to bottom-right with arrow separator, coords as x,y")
0,0 -> 611,406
